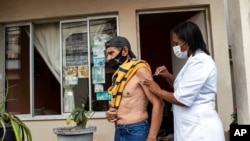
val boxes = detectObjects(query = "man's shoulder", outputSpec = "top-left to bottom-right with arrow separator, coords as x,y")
130,58 -> 149,65
135,65 -> 151,77
130,58 -> 144,62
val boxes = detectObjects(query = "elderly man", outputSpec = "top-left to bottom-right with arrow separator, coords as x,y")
105,36 -> 164,141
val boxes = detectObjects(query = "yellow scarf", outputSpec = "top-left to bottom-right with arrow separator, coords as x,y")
108,59 -> 151,109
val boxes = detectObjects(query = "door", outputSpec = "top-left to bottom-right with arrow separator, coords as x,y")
138,9 -> 210,137
171,11 -> 208,76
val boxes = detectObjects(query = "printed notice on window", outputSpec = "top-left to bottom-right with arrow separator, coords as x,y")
65,76 -> 78,85
93,48 -> 105,66
78,65 -> 88,78
96,91 -> 111,101
92,66 -> 105,84
65,33 -> 88,66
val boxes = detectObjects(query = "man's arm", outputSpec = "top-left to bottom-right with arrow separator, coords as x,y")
137,67 -> 165,141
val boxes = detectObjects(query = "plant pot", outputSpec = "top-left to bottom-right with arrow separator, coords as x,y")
53,126 -> 96,141
0,126 -> 16,141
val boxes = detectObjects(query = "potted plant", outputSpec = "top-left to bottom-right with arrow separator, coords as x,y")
53,104 -> 96,141
0,83 -> 32,141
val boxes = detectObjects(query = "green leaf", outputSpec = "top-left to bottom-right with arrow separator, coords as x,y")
0,120 -> 6,141
8,115 -> 32,141
11,119 -> 22,141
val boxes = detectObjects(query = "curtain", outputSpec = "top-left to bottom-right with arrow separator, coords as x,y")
33,23 -> 61,82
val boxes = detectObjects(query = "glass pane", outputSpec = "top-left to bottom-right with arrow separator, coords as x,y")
89,17 -> 117,111
61,21 -> 89,112
0,25 -> 3,100
5,26 -> 30,114
33,23 -> 61,116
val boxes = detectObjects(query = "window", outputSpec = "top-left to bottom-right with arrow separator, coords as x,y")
3,15 -> 118,118
5,25 -> 31,115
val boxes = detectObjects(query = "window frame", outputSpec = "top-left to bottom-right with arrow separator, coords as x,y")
60,15 -> 119,118
1,15 -> 118,120
3,23 -> 34,119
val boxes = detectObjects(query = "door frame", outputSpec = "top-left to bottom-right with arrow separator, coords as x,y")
136,7 -> 212,60
136,6 -> 213,135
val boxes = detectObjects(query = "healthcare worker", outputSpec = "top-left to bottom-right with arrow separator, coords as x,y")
141,21 -> 225,141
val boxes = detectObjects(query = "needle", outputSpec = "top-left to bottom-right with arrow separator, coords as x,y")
152,70 -> 162,77
152,74 -> 157,77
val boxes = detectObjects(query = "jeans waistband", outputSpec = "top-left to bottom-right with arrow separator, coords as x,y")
115,120 -> 148,128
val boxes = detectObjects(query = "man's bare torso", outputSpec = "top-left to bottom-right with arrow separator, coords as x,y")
116,70 -> 148,125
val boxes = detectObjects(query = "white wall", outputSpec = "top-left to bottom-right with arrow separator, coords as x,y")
228,0 -> 250,124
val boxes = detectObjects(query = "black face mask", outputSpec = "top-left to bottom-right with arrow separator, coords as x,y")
109,49 -> 127,70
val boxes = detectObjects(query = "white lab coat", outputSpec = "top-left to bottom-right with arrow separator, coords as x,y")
173,49 -> 225,141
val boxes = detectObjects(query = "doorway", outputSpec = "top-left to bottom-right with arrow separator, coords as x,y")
138,9 -> 210,137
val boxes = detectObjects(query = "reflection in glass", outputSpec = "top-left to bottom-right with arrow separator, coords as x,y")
62,21 -> 89,112
5,26 -> 30,114
61,17 -> 118,112
89,18 -> 117,111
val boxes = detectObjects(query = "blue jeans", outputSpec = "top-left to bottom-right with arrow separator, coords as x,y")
114,120 -> 149,141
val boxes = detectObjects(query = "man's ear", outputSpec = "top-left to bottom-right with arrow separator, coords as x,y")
122,46 -> 129,56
